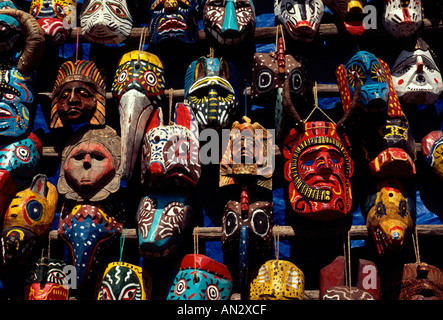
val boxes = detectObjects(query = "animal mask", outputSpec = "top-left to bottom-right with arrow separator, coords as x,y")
51,60 -> 106,129
97,261 -> 152,300
0,60 -> 34,139
141,103 -> 200,188
391,38 -> 443,105
282,121 -> 354,221
203,0 -> 256,45
148,0 -> 201,45
398,263 -> 443,300
29,0 -> 77,45
364,179 -> 416,255
274,0 -> 324,42
422,130 -> 443,180
80,0 -> 133,44
111,50 -> 166,180
382,0 -> 423,38
322,0 -> 365,35
58,125 -> 121,202
24,258 -> 69,300
58,203 -> 123,290
1,174 -> 57,266
249,259 -> 304,300
184,56 -> 241,129
136,192 -> 194,258
220,116 -> 274,190
167,254 -> 233,300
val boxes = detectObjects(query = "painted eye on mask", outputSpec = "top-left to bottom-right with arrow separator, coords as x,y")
121,287 -> 138,300
101,286 -> 113,300
371,63 -> 386,83
286,2 -> 295,14
15,146 -> 31,162
118,69 -> 128,84
256,69 -> 273,91
398,199 -> 408,218
109,3 -> 127,18
55,3 -> 66,18
144,71 -> 158,87
47,269 -> 66,284
347,64 -> 366,87
164,202 -> 184,217
86,2 -> 101,14
251,209 -> 269,236
26,200 -> 43,221
3,93 -> 17,100
290,69 -> 304,93
206,284 -> 220,300
224,210 -> 238,236
174,278 -> 187,296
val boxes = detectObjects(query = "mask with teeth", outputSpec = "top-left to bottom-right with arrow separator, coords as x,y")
80,0 -> 133,44
274,0 -> 324,42
111,50 -> 166,180
391,38 -> 443,105
203,0 -> 256,45
382,0 -> 423,39
0,61 -> 34,139
148,0 -> 201,45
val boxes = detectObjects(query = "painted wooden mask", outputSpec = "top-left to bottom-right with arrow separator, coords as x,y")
274,0 -> 324,42
391,38 -> 443,105
282,121 -> 354,221
136,192 -> 194,258
80,0 -> 133,44
203,0 -> 256,45
51,60 -> 106,129
111,50 -> 166,180
58,203 -> 123,290
141,103 -> 201,188
0,60 -> 34,139
167,254 -> 233,300
184,56 -> 241,129
422,130 -> 443,180
364,179 -> 416,255
148,0 -> 201,45
383,0 -> 423,38
29,0 -> 77,45
249,259 -> 305,300
1,174 -> 57,265
398,263 -> 443,300
58,125 -> 121,202
321,0 -> 365,35
24,258 -> 69,300
97,261 -> 152,300
0,132 -> 41,219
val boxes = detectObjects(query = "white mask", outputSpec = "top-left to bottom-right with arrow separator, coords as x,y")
382,0 -> 423,38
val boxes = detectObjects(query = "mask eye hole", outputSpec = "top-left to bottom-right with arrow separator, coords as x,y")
256,69 -> 273,92
26,200 -> 43,221
251,209 -> 269,236
290,69 -> 303,93
223,210 -> 238,237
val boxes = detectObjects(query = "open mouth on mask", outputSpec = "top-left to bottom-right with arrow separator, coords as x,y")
158,16 -> 188,33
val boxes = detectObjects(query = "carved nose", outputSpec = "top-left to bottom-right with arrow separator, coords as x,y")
316,153 -> 333,178
150,162 -> 165,176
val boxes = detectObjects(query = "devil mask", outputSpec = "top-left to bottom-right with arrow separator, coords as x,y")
111,50 -> 166,180
422,130 -> 443,180
97,261 -> 152,300
148,0 -> 201,45
203,0 -> 256,45
29,0 -> 77,45
2,174 -> 57,266
51,60 -> 106,128
391,38 -> 443,105
383,0 -> 423,38
167,254 -> 233,300
282,121 -> 354,221
80,0 -> 133,44
184,56 -> 241,129
274,0 -> 324,42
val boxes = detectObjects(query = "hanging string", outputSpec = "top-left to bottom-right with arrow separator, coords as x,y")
304,81 -> 336,124
193,226 -> 199,283
412,227 -> 421,264
137,27 -> 149,66
274,225 -> 280,261
343,230 -> 352,300
75,26 -> 81,62
168,88 -> 174,125
119,228 -> 127,265
244,84 -> 249,117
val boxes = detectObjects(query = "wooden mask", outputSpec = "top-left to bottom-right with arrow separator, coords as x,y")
80,0 -> 133,44
136,192 -> 194,258
249,259 -> 305,300
51,60 -> 106,129
382,0 -> 423,38
364,179 -> 416,255
274,0 -> 324,42
29,0 -> 77,45
391,38 -> 443,105
203,0 -> 256,45
141,103 -> 200,188
58,125 -> 121,202
184,56 -> 241,130
58,203 -> 123,290
111,50 -> 166,180
148,0 -> 201,45
321,0 -> 365,35
0,132 -> 41,219
97,261 -> 152,300
282,121 -> 354,221
1,174 -> 57,266
422,130 -> 443,180
398,263 -> 443,300
320,256 -> 381,300
0,60 -> 34,139
167,254 -> 233,300
24,258 -> 69,300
